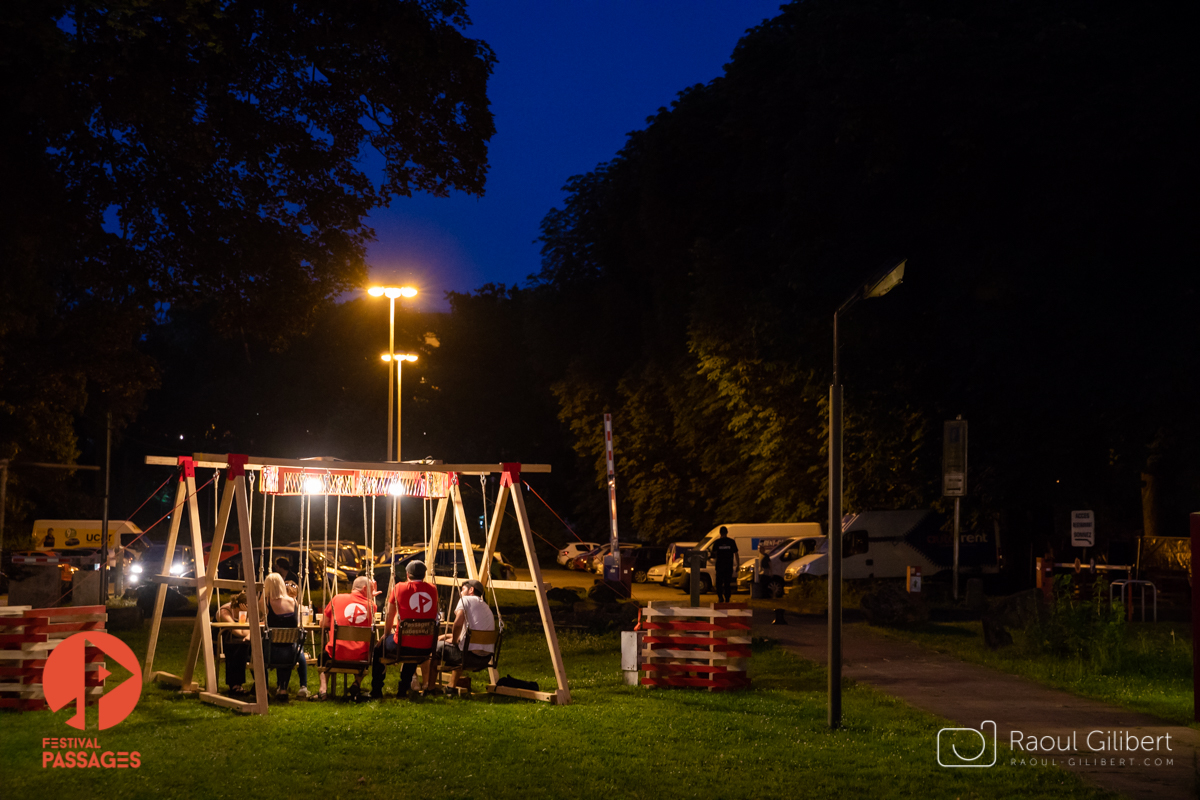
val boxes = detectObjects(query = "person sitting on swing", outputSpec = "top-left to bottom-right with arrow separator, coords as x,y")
216,591 -> 251,696
260,572 -> 309,701
370,560 -> 438,700
431,579 -> 495,692
316,576 -> 376,701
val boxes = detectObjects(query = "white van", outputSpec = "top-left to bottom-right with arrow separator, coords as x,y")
674,523 -> 823,594
782,510 -> 998,584
738,534 -> 827,597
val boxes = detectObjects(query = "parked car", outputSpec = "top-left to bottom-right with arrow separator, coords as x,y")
737,534 -> 825,597
647,562 -> 670,584
287,540 -> 365,579
558,541 -> 601,568
627,545 -> 667,583
661,541 -> 698,586
568,546 -> 604,571
379,543 -> 516,582
589,543 -> 643,577
672,523 -> 823,594
243,546 -> 351,587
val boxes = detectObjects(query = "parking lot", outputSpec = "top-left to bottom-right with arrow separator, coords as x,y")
525,564 -> 751,603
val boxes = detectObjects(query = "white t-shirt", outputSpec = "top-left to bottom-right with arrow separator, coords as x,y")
455,594 -> 495,653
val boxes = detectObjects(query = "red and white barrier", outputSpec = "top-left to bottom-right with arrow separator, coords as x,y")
636,602 -> 752,691
0,605 -> 107,711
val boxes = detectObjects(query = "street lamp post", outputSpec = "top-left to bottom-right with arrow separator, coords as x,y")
381,353 -> 418,462
828,258 -> 906,729
368,285 -> 417,551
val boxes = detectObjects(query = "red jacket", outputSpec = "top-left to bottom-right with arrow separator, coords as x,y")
323,592 -> 375,661
391,580 -> 437,649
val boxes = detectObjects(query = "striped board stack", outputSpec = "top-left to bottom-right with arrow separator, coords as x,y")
0,605 -> 107,711
636,601 -> 751,691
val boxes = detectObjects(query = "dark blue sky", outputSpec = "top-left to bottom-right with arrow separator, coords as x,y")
364,0 -> 784,311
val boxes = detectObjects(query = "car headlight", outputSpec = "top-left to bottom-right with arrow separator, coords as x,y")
169,563 -> 183,575
130,564 -> 143,574
128,575 -> 139,584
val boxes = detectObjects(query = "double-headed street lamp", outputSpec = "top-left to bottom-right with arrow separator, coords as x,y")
828,258 -> 906,729
368,285 -> 417,552
367,285 -> 418,462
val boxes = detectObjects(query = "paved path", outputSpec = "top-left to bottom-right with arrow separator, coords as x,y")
753,610 -> 1198,800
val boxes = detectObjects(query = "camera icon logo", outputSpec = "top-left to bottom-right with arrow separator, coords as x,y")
937,720 -> 997,768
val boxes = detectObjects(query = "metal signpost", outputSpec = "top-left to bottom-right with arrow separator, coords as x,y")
1071,510 -> 1095,548
943,417 -> 967,600
602,414 -> 621,583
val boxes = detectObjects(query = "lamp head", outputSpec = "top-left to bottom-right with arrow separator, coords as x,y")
863,259 -> 906,299
367,286 -> 384,297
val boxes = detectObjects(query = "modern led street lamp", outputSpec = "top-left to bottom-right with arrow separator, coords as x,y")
828,257 -> 906,729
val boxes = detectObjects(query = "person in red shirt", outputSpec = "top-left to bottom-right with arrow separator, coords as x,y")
315,576 -> 376,700
370,560 -> 438,699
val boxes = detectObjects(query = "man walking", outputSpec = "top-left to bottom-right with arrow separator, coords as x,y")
711,526 -> 740,603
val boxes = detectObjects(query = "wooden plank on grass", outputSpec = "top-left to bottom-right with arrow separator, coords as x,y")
199,691 -> 257,713
486,684 -> 558,704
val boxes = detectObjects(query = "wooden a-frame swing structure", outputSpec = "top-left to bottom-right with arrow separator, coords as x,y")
141,452 -> 571,715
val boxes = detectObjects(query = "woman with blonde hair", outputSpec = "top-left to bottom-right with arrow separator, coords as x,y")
260,572 -> 309,700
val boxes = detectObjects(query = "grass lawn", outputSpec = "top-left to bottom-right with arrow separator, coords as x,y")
868,620 -> 1195,727
0,622 -> 1113,800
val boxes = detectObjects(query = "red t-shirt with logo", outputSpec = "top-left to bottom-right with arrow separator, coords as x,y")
391,580 -> 438,649
323,592 -> 376,661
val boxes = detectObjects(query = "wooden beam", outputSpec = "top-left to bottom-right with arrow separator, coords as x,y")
450,484 -> 479,582
429,576 -> 547,592
509,482 -> 571,705
234,476 -> 270,716
199,691 -> 258,713
151,671 -> 183,686
143,474 -> 188,685
477,485 -> 509,590
145,454 -> 551,475
486,684 -> 559,704
424,496 -> 449,568
182,474 -> 227,693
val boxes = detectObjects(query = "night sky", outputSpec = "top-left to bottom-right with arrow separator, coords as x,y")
363,0 -> 783,311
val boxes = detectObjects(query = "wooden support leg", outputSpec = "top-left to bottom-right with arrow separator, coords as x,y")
144,472 -> 189,685
450,484 -> 479,581
509,482 -> 571,705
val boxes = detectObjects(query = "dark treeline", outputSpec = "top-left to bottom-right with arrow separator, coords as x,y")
468,0 -> 1199,566
4,1 -> 1196,578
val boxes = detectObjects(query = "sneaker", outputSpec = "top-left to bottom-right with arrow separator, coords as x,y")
368,689 -> 383,700
297,686 -> 309,700
347,684 -> 361,702
277,690 -> 289,702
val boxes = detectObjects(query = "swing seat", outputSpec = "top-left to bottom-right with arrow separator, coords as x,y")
263,627 -> 307,669
320,624 -> 374,696
439,626 -> 502,696
379,618 -> 437,665
458,627 -> 502,673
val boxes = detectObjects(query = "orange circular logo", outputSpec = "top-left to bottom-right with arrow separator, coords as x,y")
43,632 -> 143,730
